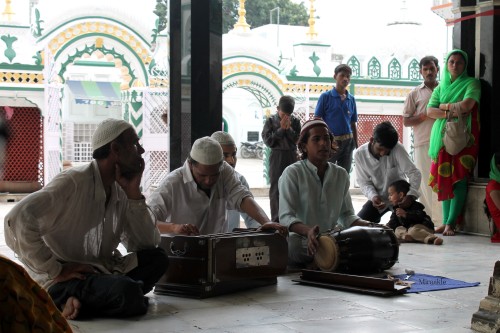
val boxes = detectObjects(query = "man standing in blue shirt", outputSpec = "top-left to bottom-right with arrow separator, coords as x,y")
315,64 -> 359,173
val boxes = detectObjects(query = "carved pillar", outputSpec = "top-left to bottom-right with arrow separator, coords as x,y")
472,261 -> 500,332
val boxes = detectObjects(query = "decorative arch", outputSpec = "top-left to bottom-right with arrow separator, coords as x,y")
347,56 -> 360,77
388,58 -> 402,80
45,19 -> 151,64
53,35 -> 149,88
43,19 -> 152,88
408,58 -> 420,81
222,61 -> 285,109
368,57 -> 381,79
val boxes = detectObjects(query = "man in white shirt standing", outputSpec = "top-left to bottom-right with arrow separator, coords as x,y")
354,121 -> 422,223
403,56 -> 439,220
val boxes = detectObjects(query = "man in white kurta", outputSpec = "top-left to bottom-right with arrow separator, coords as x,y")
279,160 -> 360,266
148,137 -> 287,236
4,118 -> 167,319
355,122 -> 421,223
148,160 -> 253,234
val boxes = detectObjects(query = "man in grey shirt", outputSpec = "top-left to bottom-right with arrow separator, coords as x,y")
261,95 -> 301,221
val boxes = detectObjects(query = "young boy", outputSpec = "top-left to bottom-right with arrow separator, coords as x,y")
387,179 -> 443,245
261,95 -> 301,222
314,64 -> 359,173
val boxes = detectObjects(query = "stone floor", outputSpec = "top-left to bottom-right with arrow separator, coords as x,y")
0,158 -> 496,332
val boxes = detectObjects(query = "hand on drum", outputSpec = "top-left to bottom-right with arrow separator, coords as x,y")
259,222 -> 288,237
307,225 -> 320,256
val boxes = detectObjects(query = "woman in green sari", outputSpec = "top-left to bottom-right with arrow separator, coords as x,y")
426,49 -> 481,236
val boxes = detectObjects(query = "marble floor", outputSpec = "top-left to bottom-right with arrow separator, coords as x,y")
0,193 -> 496,333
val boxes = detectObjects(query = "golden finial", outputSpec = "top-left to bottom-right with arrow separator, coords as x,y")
305,0 -> 318,41
233,0 -> 251,32
2,0 -> 15,21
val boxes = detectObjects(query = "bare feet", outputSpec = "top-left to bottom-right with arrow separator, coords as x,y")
61,296 -> 81,320
433,237 -> 444,245
403,234 -> 414,242
442,225 -> 455,236
435,225 -> 445,234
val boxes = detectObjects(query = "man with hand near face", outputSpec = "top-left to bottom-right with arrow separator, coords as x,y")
148,137 -> 287,237
262,95 -> 301,222
4,118 -> 168,320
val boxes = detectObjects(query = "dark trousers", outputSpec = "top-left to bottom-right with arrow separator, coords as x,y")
269,149 -> 297,222
48,247 -> 168,318
329,138 -> 355,173
357,200 -> 390,223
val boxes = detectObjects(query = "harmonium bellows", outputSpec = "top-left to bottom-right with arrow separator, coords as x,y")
154,230 -> 288,298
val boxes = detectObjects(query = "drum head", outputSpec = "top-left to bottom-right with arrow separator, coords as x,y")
314,235 -> 339,271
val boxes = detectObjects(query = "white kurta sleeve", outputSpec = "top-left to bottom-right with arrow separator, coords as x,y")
354,148 -> 379,200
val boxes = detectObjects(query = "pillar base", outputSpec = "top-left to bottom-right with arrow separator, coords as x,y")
472,261 -> 500,332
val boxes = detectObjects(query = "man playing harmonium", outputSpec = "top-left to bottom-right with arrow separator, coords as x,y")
148,136 -> 287,236
278,118 -> 377,269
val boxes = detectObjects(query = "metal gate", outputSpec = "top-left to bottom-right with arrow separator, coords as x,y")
141,88 -> 169,196
43,47 -> 63,185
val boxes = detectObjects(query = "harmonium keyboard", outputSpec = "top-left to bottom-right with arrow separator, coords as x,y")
154,229 -> 288,298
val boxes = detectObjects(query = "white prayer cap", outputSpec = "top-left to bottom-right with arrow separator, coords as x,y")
210,131 -> 235,146
300,118 -> 329,136
92,118 -> 133,151
190,137 -> 223,165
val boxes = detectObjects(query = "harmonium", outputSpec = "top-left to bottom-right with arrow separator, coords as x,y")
154,230 -> 288,298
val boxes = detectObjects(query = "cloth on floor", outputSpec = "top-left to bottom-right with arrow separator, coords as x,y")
392,273 -> 480,293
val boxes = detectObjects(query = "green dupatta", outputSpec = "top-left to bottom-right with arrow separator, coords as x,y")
427,49 -> 481,160
490,154 -> 500,183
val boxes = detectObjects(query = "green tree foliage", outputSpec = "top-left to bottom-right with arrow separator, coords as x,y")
223,0 -> 308,34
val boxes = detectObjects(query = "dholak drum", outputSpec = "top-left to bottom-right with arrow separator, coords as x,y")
314,226 -> 399,273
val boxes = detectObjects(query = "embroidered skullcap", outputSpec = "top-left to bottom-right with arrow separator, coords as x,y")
190,136 -> 223,165
300,118 -> 329,136
211,131 -> 235,146
92,118 -> 133,151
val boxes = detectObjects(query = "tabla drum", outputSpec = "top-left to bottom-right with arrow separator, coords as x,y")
314,226 -> 399,273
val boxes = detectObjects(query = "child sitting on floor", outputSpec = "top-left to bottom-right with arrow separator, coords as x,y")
387,179 -> 443,245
